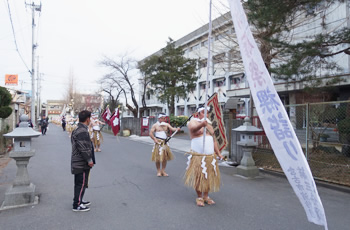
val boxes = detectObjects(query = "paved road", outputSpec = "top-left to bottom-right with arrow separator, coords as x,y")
0,124 -> 349,230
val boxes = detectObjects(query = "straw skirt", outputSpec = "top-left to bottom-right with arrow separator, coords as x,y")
184,151 -> 221,193
151,139 -> 174,162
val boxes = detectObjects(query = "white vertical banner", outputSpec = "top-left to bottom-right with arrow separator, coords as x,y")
227,0 -> 328,229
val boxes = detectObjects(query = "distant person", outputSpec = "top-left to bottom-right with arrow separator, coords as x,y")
71,110 -> 95,212
149,113 -> 180,177
40,116 -> 48,135
89,114 -> 105,152
62,116 -> 66,131
185,107 -> 223,207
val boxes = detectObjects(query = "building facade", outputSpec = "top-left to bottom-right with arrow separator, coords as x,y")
46,100 -> 65,121
140,2 -> 350,118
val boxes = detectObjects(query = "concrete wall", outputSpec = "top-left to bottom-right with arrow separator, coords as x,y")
118,117 -> 157,136
102,117 -> 158,136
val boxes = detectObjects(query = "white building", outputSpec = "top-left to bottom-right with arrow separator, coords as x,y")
140,2 -> 350,117
140,12 -> 246,117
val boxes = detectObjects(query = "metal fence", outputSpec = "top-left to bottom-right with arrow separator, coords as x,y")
250,100 -> 350,186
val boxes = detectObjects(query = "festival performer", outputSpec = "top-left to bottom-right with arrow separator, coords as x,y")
89,114 -> 105,152
185,107 -> 224,207
67,117 -> 78,137
150,113 -> 180,177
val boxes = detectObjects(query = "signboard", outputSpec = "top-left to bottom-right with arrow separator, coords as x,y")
5,74 -> 18,86
227,0 -> 328,229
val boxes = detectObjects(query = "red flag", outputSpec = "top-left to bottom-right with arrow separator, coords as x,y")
110,108 -> 120,136
102,107 -> 111,123
207,93 -> 227,152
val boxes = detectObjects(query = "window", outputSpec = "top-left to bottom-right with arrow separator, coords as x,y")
230,77 -> 240,85
200,82 -> 210,89
200,59 -> 207,68
191,43 -> 200,51
201,40 -> 208,47
214,78 -> 226,87
189,107 -> 196,114
178,107 -> 185,115
230,74 -> 245,87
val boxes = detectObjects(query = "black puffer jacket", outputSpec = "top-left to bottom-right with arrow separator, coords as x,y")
71,123 -> 93,174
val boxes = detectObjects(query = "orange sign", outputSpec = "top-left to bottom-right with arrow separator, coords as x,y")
5,74 -> 18,86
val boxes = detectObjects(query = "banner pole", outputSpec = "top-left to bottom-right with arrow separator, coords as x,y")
203,0 -> 213,153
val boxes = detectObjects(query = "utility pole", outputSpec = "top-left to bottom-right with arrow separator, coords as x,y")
26,2 -> 41,128
39,73 -> 43,118
36,56 -> 40,123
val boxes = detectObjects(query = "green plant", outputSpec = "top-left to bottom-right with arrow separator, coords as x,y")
0,87 -> 12,119
0,107 -> 12,119
170,115 -> 188,128
338,118 -> 350,134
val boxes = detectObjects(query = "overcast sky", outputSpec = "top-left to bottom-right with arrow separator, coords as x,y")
0,0 -> 229,102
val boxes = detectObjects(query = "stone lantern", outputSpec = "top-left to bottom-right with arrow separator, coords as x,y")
233,117 -> 262,178
1,115 -> 41,210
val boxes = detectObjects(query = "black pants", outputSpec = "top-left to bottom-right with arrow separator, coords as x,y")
62,123 -> 66,131
42,126 -> 47,135
73,169 -> 90,208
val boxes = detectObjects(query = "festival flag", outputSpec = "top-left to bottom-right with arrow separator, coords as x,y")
207,93 -> 227,152
102,106 -> 111,124
227,1 -> 328,229
110,108 -> 120,136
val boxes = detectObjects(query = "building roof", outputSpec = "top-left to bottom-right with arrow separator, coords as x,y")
47,100 -> 66,104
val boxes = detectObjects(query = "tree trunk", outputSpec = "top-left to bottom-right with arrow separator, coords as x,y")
169,94 -> 175,116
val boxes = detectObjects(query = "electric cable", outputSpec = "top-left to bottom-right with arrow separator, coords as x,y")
6,0 -> 31,73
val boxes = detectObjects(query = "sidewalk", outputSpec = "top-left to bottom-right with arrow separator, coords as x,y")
128,133 -> 230,157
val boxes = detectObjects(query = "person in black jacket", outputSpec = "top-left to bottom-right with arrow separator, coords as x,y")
40,116 -> 48,135
71,110 -> 95,212
62,116 -> 66,131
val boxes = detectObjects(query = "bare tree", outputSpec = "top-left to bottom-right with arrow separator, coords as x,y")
99,54 -> 139,118
63,68 -> 76,104
99,73 -> 124,111
137,72 -> 153,116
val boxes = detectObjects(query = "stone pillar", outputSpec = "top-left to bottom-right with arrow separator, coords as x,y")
1,151 -> 37,209
1,115 -> 41,210
236,146 -> 259,178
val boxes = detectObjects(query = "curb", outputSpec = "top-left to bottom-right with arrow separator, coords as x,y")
259,169 -> 350,194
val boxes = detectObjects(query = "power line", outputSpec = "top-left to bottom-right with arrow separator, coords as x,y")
5,0 -> 31,73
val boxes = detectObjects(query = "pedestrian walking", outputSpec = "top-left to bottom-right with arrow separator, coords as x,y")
40,116 -> 48,135
71,110 -> 95,212
185,107 -> 224,207
149,113 -> 180,177
62,116 -> 66,131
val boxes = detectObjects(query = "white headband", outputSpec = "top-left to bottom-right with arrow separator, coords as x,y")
197,107 -> 210,113
158,114 -> 166,118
